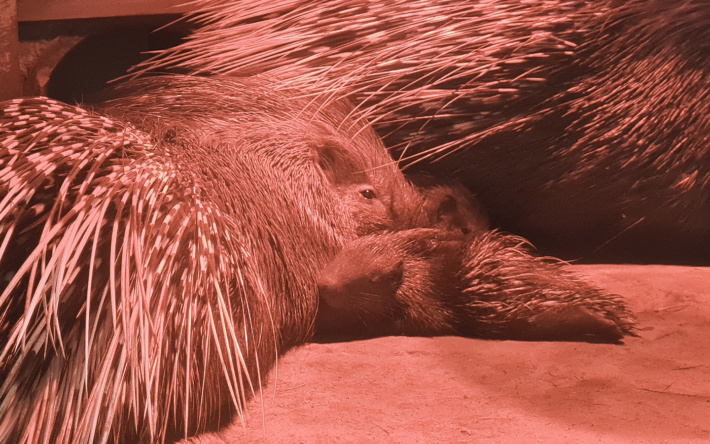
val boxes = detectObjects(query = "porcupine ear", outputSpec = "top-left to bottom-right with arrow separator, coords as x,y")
312,139 -> 370,186
420,183 -> 490,236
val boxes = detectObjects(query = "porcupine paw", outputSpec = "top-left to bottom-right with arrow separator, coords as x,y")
517,305 -> 636,344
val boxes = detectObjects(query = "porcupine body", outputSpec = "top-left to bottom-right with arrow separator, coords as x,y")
1,72 -> 637,442
141,0 -> 710,263
316,228 -> 636,343
0,74 -> 423,443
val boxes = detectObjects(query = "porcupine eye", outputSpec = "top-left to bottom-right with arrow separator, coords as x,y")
360,188 -> 376,199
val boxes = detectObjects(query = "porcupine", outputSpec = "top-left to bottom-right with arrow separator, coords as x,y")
315,228 -> 636,343
0,74 -> 428,443
138,0 -> 710,263
1,72 -> 636,443
316,179 -> 633,343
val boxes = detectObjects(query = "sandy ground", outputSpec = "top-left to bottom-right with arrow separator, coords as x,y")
188,265 -> 710,443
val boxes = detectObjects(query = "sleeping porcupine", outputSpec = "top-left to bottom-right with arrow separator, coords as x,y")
0,74 -> 425,443
0,74 -> 634,443
141,0 -> 710,263
316,184 -> 633,342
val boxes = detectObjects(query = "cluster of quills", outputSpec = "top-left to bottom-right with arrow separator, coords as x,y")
0,79 -> 634,444
14,0 -> 710,442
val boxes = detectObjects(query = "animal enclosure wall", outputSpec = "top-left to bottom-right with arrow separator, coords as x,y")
2,0 -> 192,100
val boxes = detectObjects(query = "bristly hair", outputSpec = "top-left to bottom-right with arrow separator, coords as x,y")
136,0 -> 710,178
0,97 -> 266,443
132,0 -> 710,264
134,0 -> 586,160
457,230 -> 637,341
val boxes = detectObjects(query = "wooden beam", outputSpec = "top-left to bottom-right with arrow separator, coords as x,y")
17,0 -> 192,22
0,0 -> 22,99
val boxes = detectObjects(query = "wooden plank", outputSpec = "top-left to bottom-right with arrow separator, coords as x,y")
17,0 -> 192,22
0,0 -> 22,99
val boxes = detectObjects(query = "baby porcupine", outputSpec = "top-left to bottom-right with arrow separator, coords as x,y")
315,180 -> 633,342
316,229 -> 636,343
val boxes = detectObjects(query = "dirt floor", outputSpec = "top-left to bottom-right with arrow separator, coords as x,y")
187,265 -> 710,443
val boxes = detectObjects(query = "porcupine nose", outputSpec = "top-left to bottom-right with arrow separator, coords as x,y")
318,268 -> 348,310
